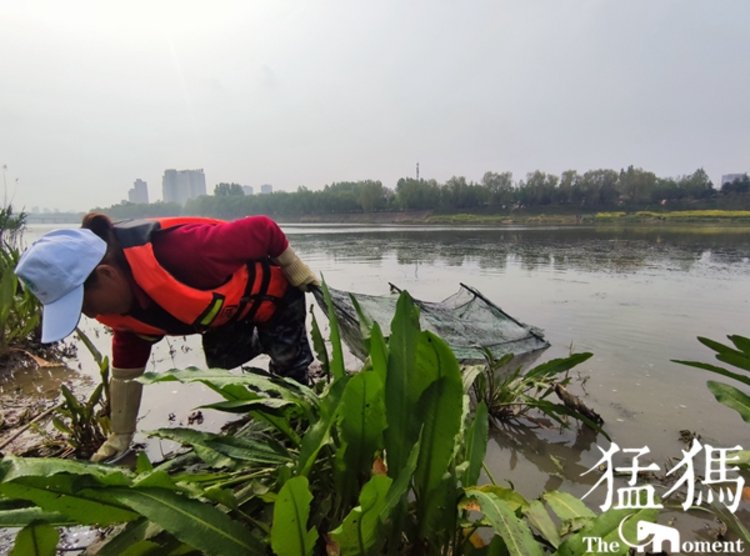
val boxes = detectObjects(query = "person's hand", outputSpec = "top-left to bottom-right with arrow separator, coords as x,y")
273,246 -> 321,291
90,367 -> 144,463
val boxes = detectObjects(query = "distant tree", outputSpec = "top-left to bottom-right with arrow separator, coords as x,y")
574,169 -> 618,207
678,168 -> 714,199
357,180 -> 387,212
214,183 -> 245,197
557,170 -> 580,205
482,171 -> 514,207
440,176 -> 488,209
617,166 -> 656,206
518,171 -> 559,206
720,174 -> 750,195
395,178 -> 440,210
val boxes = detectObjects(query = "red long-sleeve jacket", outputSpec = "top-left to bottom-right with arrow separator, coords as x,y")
108,216 -> 289,369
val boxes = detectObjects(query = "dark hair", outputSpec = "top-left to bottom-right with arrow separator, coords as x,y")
81,212 -> 128,286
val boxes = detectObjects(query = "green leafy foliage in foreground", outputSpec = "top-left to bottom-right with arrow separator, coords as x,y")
0,206 -> 41,358
672,334 -> 750,546
673,335 -> 750,424
0,285 -> 638,554
468,349 -> 607,439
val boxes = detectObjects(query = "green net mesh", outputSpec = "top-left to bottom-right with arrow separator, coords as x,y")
313,283 -> 549,364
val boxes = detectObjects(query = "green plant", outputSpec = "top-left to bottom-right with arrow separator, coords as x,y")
0,282 -> 630,554
672,334 -> 750,546
673,335 -> 750,424
469,349 -> 607,438
50,329 -> 109,458
0,239 -> 41,358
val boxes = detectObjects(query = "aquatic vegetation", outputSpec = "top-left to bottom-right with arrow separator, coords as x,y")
469,349 -> 606,437
50,330 -> 109,458
672,334 -> 750,545
0,206 -> 41,359
0,283 -> 651,554
673,334 -> 750,425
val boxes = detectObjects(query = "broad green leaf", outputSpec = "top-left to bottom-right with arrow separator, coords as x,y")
729,335 -> 750,356
381,434 -> 421,519
467,485 -> 528,513
350,292 -> 375,350
141,367 -> 317,405
117,540 -> 163,556
0,271 -> 16,324
369,322 -> 388,385
330,474 -> 392,555
199,398 -> 295,413
730,449 -> 750,468
672,359 -> 750,387
0,507 -> 72,527
462,401 -> 488,487
133,470 -> 178,490
151,428 -> 290,466
523,500 -> 560,549
462,365 -> 484,392
10,522 -> 59,556
698,335 -> 747,358
707,380 -> 750,423
524,353 -> 593,380
94,518 -> 162,556
205,382 -> 260,402
557,505 -> 659,556
271,476 -> 318,556
297,376 -> 350,476
0,476 -> 138,525
89,487 -> 264,556
716,351 -> 750,373
135,452 -> 154,474
310,306 -> 330,377
321,278 -> 346,380
339,371 -> 386,481
384,292 -> 421,475
542,490 -> 596,521
470,490 -> 544,556
413,332 -> 464,540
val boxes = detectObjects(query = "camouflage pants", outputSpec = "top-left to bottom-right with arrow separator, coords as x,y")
202,286 -> 313,384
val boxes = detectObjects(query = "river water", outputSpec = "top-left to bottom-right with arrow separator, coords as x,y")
10,222 -> 750,537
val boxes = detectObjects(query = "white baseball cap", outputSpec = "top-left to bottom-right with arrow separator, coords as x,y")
15,228 -> 107,343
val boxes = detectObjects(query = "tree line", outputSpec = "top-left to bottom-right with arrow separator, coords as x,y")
94,167 -> 750,219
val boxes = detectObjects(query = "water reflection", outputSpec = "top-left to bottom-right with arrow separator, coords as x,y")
290,226 -> 750,275
490,424 -> 601,494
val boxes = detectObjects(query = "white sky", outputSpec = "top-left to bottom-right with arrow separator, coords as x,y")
1,0 -> 748,211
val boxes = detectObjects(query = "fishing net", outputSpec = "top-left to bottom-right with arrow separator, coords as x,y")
313,283 -> 549,364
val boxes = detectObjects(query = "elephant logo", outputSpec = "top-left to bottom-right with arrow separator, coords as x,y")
618,514 -> 681,553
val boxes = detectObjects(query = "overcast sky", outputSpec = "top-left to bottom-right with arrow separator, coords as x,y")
2,1 -> 748,211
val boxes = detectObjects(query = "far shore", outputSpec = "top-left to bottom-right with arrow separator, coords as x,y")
26,209 -> 750,228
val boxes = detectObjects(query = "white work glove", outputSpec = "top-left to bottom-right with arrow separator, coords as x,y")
90,367 -> 145,463
273,246 -> 321,290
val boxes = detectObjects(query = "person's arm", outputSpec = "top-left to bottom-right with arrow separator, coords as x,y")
112,330 -> 157,369
90,330 -> 157,462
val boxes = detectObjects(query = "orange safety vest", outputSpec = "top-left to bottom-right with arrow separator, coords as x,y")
96,217 -> 288,336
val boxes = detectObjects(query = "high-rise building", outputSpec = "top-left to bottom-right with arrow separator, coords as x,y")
162,169 -> 207,204
242,185 -> 254,195
128,179 -> 149,204
260,184 -> 273,195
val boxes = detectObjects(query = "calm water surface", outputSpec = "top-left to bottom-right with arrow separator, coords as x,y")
11,223 -> 750,533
